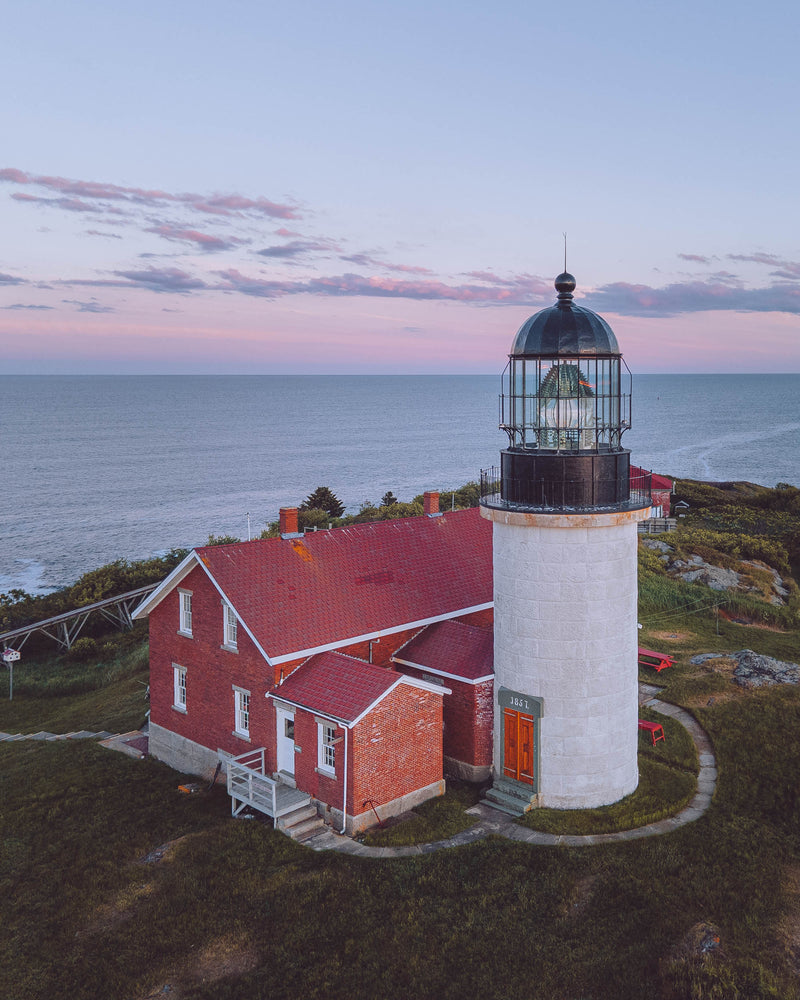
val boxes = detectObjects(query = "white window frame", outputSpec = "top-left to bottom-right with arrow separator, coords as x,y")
223,602 -> 238,650
173,664 -> 187,711
317,722 -> 337,775
233,687 -> 250,738
178,589 -> 193,636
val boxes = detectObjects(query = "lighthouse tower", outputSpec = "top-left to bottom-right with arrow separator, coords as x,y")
481,273 -> 651,811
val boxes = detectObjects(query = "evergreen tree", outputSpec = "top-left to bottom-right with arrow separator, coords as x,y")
381,491 -> 399,507
300,486 -> 345,518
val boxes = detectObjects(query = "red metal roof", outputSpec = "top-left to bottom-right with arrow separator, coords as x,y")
269,651 -> 425,724
195,507 -> 492,661
631,465 -> 673,491
393,620 -> 493,682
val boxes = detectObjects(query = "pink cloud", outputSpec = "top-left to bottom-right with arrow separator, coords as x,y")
1,167 -> 301,220
584,279 -> 800,317
339,251 -> 433,275
144,223 -> 247,251
12,192 -> 106,214
214,269 -> 554,304
256,238 -> 335,259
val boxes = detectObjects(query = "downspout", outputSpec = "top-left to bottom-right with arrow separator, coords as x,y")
340,724 -> 349,835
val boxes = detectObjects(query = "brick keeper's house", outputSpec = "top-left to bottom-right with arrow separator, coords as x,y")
133,494 -> 495,834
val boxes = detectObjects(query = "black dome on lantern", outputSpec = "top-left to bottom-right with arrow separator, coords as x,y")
511,272 -> 619,358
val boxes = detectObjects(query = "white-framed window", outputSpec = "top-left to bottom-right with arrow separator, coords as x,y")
317,722 -> 337,774
178,590 -> 193,636
223,602 -> 238,649
173,664 -> 187,711
234,687 -> 250,738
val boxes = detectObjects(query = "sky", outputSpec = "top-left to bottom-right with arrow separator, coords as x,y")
2,0 -> 800,374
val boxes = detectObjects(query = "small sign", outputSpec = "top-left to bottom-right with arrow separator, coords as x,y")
2,649 -> 20,662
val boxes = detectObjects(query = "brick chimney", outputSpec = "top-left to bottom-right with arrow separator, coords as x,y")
279,507 -> 299,537
423,491 -> 440,517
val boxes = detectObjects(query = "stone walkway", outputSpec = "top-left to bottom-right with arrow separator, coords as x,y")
1,685 -> 716,857
0,728 -> 117,742
303,686 -> 717,856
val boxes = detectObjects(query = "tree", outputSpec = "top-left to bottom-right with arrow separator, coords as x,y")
381,491 -> 399,507
206,534 -> 241,546
301,486 -> 345,518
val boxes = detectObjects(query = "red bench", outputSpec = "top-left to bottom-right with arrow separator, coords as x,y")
638,647 -> 674,673
638,719 -> 666,745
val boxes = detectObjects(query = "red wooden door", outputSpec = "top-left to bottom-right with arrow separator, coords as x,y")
503,709 -> 534,784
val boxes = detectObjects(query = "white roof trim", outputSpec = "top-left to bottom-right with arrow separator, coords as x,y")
131,548 -> 273,666
131,551 -> 201,619
269,601 -> 493,666
266,672 -> 449,728
192,560 -> 273,665
391,656 -> 493,686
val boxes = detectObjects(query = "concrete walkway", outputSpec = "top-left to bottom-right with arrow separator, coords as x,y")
1,685 -> 717,857
0,728 -> 117,742
303,686 -> 717,856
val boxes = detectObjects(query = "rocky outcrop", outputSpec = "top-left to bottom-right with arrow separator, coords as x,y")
640,539 -> 790,605
691,649 -> 799,688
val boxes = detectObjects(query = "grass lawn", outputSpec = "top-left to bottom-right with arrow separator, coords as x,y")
0,639 -> 150,735
3,542 -> 800,998
362,780 -> 482,847
3,699 -> 800,1000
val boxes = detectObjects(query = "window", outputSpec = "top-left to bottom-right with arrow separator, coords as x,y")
234,688 -> 250,738
179,590 -> 192,635
223,602 -> 238,649
173,665 -> 187,711
318,722 -> 337,774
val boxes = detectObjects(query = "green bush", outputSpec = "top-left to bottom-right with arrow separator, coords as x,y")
68,637 -> 98,662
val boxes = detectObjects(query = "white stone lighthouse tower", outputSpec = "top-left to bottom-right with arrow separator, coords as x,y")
481,273 -> 651,812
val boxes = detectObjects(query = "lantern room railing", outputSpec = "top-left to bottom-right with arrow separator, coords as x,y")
480,467 -> 652,513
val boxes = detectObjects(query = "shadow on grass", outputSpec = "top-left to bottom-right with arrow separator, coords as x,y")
362,781 -> 482,847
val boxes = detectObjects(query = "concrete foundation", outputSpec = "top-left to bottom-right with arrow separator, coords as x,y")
148,721 -> 222,780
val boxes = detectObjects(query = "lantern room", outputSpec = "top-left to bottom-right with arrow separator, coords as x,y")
486,273 -> 649,511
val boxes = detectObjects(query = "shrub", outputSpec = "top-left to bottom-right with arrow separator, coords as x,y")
68,637 -> 98,662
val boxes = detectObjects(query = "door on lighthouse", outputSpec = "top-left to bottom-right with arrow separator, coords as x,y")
503,709 -> 534,784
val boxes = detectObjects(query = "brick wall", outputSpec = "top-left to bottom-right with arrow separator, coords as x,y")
275,683 -> 444,821
395,665 -> 493,767
149,564 -> 276,769
350,685 -> 443,819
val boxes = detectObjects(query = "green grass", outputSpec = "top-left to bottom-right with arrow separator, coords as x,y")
517,756 -> 697,836
362,781 -> 482,847
3,512 -> 800,998
0,653 -> 150,735
2,725 -> 799,1000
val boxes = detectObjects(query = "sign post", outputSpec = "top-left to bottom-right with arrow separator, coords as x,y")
2,648 -> 20,701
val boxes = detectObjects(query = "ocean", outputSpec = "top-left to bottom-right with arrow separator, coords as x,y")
1,374 -> 799,594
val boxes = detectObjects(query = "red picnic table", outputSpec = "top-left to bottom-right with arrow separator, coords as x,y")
638,647 -> 674,673
638,719 -> 666,745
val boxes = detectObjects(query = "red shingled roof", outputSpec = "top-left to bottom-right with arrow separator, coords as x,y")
195,507 -> 491,662
393,620 -> 494,683
269,651 -> 437,724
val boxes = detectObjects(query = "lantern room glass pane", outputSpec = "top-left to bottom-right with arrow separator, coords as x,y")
501,355 -> 629,453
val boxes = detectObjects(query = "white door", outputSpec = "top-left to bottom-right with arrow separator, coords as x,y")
276,706 -> 296,776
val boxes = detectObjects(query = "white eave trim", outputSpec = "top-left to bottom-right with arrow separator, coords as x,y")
130,549 -> 273,667
131,551 -> 201,619
266,674 -> 449,729
192,560 -> 273,665
391,656 -> 494,686
269,601 -> 493,666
